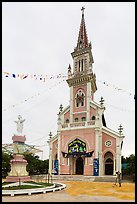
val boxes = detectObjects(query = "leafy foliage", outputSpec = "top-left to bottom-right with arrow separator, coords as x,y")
122,154 -> 135,182
122,154 -> 135,175
2,152 -> 12,178
2,151 -> 49,178
23,153 -> 49,175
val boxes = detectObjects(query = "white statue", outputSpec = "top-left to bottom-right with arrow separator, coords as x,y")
14,115 -> 25,134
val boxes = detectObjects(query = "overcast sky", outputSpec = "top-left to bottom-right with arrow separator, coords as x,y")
2,2 -> 135,160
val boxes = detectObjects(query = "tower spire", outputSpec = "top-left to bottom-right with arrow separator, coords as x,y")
76,7 -> 88,50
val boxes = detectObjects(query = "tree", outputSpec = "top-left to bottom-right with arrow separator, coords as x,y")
23,153 -> 49,175
2,151 -> 49,178
122,154 -> 135,181
2,151 -> 12,178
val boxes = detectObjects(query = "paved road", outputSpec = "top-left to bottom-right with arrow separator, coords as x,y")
2,190 -> 134,202
2,181 -> 135,202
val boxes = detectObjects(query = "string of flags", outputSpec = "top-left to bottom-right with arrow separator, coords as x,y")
105,103 -> 135,113
2,71 -> 135,112
2,78 -> 66,112
3,71 -> 135,99
3,71 -> 67,81
98,79 -> 135,99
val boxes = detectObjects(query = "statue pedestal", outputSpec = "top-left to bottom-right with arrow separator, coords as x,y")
6,154 -> 31,182
5,116 -> 32,183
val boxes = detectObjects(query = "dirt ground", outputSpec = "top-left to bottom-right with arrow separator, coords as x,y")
2,181 -> 135,202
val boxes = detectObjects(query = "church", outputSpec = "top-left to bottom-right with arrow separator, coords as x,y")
48,8 -> 124,176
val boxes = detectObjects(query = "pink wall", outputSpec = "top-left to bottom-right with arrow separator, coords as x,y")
60,165 -> 69,174
102,132 -> 116,156
60,128 -> 95,156
64,110 -> 70,122
84,165 -> 93,175
52,139 -> 58,159
90,106 -> 96,119
73,113 -> 86,122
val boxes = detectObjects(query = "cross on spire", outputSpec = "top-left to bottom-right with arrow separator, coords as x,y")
81,6 -> 85,16
76,6 -> 88,50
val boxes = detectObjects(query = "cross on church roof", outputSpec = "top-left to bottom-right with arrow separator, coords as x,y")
118,124 -> 123,135
99,96 -> 104,106
81,6 -> 85,15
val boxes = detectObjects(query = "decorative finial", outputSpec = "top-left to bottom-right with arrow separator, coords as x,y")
68,64 -> 71,71
49,131 -> 52,139
59,104 -> 63,114
118,124 -> 123,135
99,97 -> 104,106
81,6 -> 85,16
60,104 -> 63,111
68,64 -> 72,79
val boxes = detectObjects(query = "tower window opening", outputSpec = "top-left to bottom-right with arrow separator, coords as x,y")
75,118 -> 79,122
76,90 -> 85,107
81,117 -> 86,121
79,60 -> 81,72
92,116 -> 95,120
81,59 -> 83,71
66,119 -> 69,123
79,41 -> 82,49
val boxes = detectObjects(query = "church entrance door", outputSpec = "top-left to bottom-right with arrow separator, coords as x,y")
76,157 -> 84,175
105,158 -> 113,175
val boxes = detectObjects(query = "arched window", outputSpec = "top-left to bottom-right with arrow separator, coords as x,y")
79,60 -> 81,72
76,90 -> 85,107
79,41 -> 82,49
75,118 -> 78,122
81,117 -> 86,121
92,116 -> 95,120
81,59 -> 83,71
81,93 -> 84,106
66,119 -> 69,123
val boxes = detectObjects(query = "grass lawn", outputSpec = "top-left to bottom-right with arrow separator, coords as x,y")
2,181 -> 53,190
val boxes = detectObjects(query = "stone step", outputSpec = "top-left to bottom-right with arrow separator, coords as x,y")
52,175 -> 116,182
31,174 -> 116,182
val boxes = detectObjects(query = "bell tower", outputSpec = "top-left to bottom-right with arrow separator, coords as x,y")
67,7 -> 97,124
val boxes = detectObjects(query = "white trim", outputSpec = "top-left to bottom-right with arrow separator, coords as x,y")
60,105 -> 70,115
102,148 -> 115,157
90,101 -> 102,109
61,125 -> 95,131
87,82 -> 91,121
73,111 -> 87,114
49,134 -> 58,143
102,126 -> 120,138
70,86 -> 73,123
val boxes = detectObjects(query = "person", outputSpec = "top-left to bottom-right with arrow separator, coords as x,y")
115,171 -> 122,187
117,171 -> 122,187
114,171 -> 118,185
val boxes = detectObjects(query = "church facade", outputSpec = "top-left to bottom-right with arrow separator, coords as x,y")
48,8 -> 124,176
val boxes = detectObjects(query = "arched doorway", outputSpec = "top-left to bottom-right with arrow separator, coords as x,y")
105,158 -> 113,175
76,157 -> 84,175
104,152 -> 114,175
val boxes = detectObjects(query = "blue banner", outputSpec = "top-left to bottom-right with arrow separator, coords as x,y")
93,158 -> 99,176
54,159 -> 58,175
